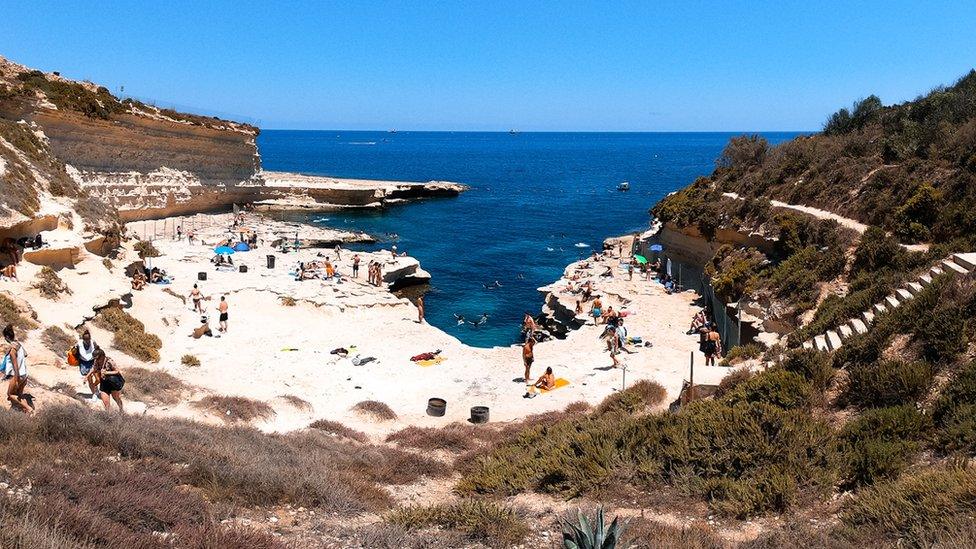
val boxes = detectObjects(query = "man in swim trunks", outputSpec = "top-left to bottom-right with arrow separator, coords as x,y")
522,336 -> 535,397
218,296 -> 229,333
352,254 -> 360,277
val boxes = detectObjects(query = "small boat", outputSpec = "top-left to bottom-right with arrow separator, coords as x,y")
509,129 -> 519,135
617,181 -> 630,191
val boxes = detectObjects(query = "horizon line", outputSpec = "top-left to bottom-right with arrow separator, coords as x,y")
259,128 -> 817,134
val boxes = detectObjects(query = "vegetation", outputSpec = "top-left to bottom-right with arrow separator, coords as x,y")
133,239 -> 161,259
93,306 -> 162,362
181,353 -> 201,367
309,419 -> 369,443
193,395 -> 274,423
595,379 -> 667,415
719,343 -> 764,366
561,507 -> 628,549
31,266 -> 72,299
124,367 -> 188,405
385,501 -> 528,548
40,325 -> 74,355
279,394 -> 312,411
932,359 -> 976,455
844,360 -> 933,408
15,69 -> 125,119
0,292 -> 38,331
279,295 -> 297,306
352,400 -> 398,421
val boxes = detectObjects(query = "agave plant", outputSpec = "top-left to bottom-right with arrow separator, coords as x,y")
561,507 -> 629,549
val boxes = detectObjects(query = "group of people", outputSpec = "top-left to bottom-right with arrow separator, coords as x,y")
0,235 -> 45,281
689,308 -> 723,366
130,266 -> 169,290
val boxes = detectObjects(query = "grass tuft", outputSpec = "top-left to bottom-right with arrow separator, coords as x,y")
352,400 -> 397,421
308,419 -> 369,443
31,267 -> 72,299
386,500 -> 528,548
193,395 -> 274,423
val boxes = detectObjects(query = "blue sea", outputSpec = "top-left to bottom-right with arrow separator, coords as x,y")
257,131 -> 800,347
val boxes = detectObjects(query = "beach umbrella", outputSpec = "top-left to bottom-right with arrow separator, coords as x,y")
633,255 -> 648,264
214,246 -> 236,255
650,244 -> 664,252
233,242 -> 251,252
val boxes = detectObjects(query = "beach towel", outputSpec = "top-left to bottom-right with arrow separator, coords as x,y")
352,356 -> 377,366
538,378 -> 571,393
416,356 -> 446,367
410,350 -> 442,362
281,347 -> 299,352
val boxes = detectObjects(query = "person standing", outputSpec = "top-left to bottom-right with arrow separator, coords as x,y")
352,254 -> 360,278
218,296 -> 229,333
190,284 -> 203,314
416,296 -> 425,323
334,244 -> 342,260
3,324 -> 31,414
522,336 -> 536,398
92,349 -> 124,412
704,327 -> 722,367
75,329 -> 100,399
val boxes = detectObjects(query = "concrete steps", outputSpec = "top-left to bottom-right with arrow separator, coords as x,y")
802,252 -> 974,352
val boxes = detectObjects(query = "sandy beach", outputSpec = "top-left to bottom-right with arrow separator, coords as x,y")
19,211 -> 732,438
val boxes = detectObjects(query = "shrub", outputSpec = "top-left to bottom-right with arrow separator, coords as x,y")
41,325 -> 75,355
133,240 -> 161,259
124,367 -> 188,405
385,500 -> 528,548
352,400 -> 397,421
725,369 -> 813,410
596,379 -> 667,415
31,266 -> 72,299
845,360 -> 933,408
308,419 -> 368,443
279,394 -> 312,411
386,423 -> 495,453
838,405 -> 929,487
193,395 -> 274,423
620,516 -> 726,548
714,367 -> 753,398
0,293 -> 38,330
842,466 -> 976,546
716,135 -> 769,172
719,343 -> 764,366
851,227 -> 905,276
780,349 -> 835,391
561,507 -> 628,549
102,257 -> 113,271
914,303 -> 966,363
181,354 -> 201,367
279,296 -> 297,306
93,307 -> 162,362
932,359 -> 976,455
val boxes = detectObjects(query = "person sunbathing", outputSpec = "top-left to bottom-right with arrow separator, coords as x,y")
191,316 -> 213,339
688,309 -> 707,333
0,264 -> 16,280
131,272 -> 147,290
533,367 -> 556,391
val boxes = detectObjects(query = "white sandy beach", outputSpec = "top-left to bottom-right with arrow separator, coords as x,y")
19,212 -> 732,438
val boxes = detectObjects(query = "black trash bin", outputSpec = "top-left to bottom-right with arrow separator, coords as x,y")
266,255 -> 276,269
198,272 -> 207,281
239,265 -> 248,273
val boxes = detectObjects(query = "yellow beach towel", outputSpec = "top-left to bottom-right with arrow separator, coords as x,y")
416,356 -> 446,367
539,378 -> 571,393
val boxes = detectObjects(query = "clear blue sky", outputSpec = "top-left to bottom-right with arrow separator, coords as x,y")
2,1 -> 975,131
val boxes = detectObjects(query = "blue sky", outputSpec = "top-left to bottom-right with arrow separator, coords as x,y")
2,1 -> 975,131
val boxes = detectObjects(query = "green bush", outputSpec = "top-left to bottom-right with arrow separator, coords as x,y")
845,360 -> 933,408
93,307 -> 162,362
838,405 -> 929,487
842,466 -> 976,546
725,369 -> 813,410
714,367 -> 753,398
720,343 -> 764,366
595,379 -> 667,415
781,349 -> 834,391
851,227 -> 905,277
385,501 -> 528,547
932,360 -> 976,455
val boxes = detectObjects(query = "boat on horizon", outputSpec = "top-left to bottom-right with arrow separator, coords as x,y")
617,181 -> 630,191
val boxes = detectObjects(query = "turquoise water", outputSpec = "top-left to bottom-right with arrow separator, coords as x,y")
257,131 -> 800,347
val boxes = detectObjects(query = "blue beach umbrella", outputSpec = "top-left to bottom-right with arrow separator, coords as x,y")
233,242 -> 251,252
214,246 -> 236,255
649,244 -> 663,252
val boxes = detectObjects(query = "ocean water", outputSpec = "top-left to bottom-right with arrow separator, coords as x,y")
257,131 -> 800,347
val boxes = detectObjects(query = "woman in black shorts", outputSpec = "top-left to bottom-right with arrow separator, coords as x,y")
93,349 -> 125,412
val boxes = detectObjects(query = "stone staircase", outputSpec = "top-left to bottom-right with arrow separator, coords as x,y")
803,253 -> 976,352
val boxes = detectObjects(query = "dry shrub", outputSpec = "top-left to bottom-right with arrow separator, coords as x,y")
0,293 -> 38,330
93,306 -> 162,362
181,354 -> 201,367
309,419 -> 368,443
386,500 -> 528,548
588,513 -> 727,549
51,382 -> 85,402
41,325 -> 75,355
564,400 -> 592,414
31,266 -> 72,299
133,239 -> 161,259
163,287 -> 186,304
596,379 -> 667,415
101,257 -> 113,271
352,400 -> 397,421
387,423 -> 496,453
279,296 -> 296,306
193,395 -> 274,423
124,367 -> 188,405
280,394 -> 312,411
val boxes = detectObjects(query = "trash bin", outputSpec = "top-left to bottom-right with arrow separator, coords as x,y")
197,272 -> 207,281
239,265 -> 248,273
266,255 -> 276,269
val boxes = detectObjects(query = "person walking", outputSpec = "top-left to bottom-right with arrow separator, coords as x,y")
352,254 -> 360,278
522,336 -> 536,398
704,327 -> 722,367
218,296 -> 229,333
74,329 -> 100,399
3,324 -> 31,414
190,284 -> 204,314
92,349 -> 124,412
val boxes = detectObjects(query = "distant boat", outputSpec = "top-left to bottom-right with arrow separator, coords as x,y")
509,129 -> 519,135
617,181 -> 630,191
388,129 -> 397,133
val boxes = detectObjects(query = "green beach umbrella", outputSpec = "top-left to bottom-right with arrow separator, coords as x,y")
634,255 -> 648,264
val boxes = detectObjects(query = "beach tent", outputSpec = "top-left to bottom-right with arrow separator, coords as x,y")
633,255 -> 648,264
233,242 -> 251,252
214,246 -> 236,255
649,244 -> 663,252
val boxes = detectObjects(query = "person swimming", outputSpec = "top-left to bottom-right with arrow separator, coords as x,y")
469,313 -> 489,327
482,280 -> 502,289
453,313 -> 466,326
